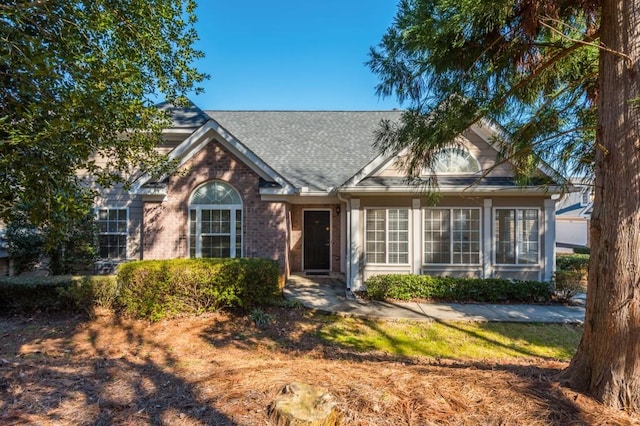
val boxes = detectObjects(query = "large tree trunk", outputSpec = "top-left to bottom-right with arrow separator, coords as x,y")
563,0 -> 640,413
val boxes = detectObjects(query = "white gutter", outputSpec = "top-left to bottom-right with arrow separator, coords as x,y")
337,185 -> 567,195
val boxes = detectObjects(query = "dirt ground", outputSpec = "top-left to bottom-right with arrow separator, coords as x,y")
0,307 -> 638,426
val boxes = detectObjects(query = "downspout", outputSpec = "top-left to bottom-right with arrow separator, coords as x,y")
337,191 -> 351,290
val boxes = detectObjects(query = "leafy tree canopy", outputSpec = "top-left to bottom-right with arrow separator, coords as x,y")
368,0 -> 599,184
0,0 -> 206,248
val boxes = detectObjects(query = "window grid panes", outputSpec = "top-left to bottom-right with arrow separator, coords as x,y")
96,208 -> 127,259
388,209 -> 409,264
517,209 -> 539,265
365,209 -> 410,264
189,210 -> 196,258
189,181 -> 242,259
495,209 -> 539,265
424,210 -> 451,263
452,209 -> 480,264
365,209 -> 386,264
424,208 -> 480,264
432,148 -> 480,174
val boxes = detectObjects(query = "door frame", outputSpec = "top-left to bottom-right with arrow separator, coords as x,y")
302,208 -> 332,272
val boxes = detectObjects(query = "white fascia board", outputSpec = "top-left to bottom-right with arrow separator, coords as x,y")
131,120 -> 296,195
161,128 -> 198,135
340,150 -> 406,188
259,187 -> 299,196
135,185 -> 168,202
260,194 -> 341,204
337,185 -> 566,196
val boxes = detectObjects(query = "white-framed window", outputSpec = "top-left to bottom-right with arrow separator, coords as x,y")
189,181 -> 242,258
424,208 -> 481,264
96,208 -> 128,259
495,208 -> 540,265
430,147 -> 481,174
365,208 -> 409,264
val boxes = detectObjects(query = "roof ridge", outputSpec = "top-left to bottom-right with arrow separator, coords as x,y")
203,109 -> 403,113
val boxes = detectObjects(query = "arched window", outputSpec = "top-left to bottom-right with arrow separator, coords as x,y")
431,148 -> 480,174
189,181 -> 242,258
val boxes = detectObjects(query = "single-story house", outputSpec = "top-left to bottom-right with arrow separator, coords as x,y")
93,101 -> 566,289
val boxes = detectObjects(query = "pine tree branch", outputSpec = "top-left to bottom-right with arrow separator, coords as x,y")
0,1 -> 48,11
539,18 -> 632,63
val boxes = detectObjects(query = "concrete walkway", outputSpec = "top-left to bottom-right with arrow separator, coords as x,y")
284,274 -> 585,324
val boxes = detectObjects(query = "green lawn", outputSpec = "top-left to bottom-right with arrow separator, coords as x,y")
317,317 -> 582,361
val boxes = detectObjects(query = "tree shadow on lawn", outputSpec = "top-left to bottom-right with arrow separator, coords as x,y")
0,312 -> 237,425
201,308 -> 603,426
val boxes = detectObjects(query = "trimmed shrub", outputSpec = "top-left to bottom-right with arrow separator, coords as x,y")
116,258 -> 280,321
553,271 -> 585,301
365,274 -> 553,303
573,246 -> 591,255
556,254 -> 590,273
0,275 -> 117,313
555,254 -> 588,299
57,275 -> 118,313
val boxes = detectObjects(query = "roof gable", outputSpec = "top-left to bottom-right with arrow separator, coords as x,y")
343,120 -> 567,192
131,118 -> 296,196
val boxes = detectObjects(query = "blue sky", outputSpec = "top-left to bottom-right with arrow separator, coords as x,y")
191,1 -> 402,111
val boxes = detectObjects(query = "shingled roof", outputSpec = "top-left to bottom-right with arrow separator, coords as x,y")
205,110 -> 403,191
157,100 -> 210,130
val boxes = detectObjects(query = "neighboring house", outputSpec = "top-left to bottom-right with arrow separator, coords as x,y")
555,182 -> 592,249
93,101 -> 567,289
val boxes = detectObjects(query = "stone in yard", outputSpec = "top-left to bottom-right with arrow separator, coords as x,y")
269,382 -> 340,425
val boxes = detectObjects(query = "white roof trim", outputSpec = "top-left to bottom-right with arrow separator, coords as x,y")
132,120 -> 296,195
338,184 -> 566,195
260,194 -> 341,204
161,128 -> 197,135
340,147 -> 409,188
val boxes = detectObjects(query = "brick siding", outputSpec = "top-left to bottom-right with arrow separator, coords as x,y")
142,141 -> 289,277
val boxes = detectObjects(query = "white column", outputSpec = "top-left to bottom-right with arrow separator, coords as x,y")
483,198 -> 493,278
349,198 -> 361,290
344,202 -> 351,286
340,203 -> 347,275
412,199 -> 421,275
544,198 -> 557,282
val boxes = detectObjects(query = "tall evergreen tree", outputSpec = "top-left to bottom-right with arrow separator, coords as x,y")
369,0 -> 639,413
0,0 -> 206,250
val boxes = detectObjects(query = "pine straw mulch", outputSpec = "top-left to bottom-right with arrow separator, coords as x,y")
0,307 -> 638,426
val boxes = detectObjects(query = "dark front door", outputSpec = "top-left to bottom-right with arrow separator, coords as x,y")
303,210 -> 331,270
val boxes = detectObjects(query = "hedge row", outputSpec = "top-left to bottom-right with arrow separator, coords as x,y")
116,258 -> 280,321
0,275 -> 117,313
0,258 -> 280,320
365,274 -> 553,303
556,254 -> 590,272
